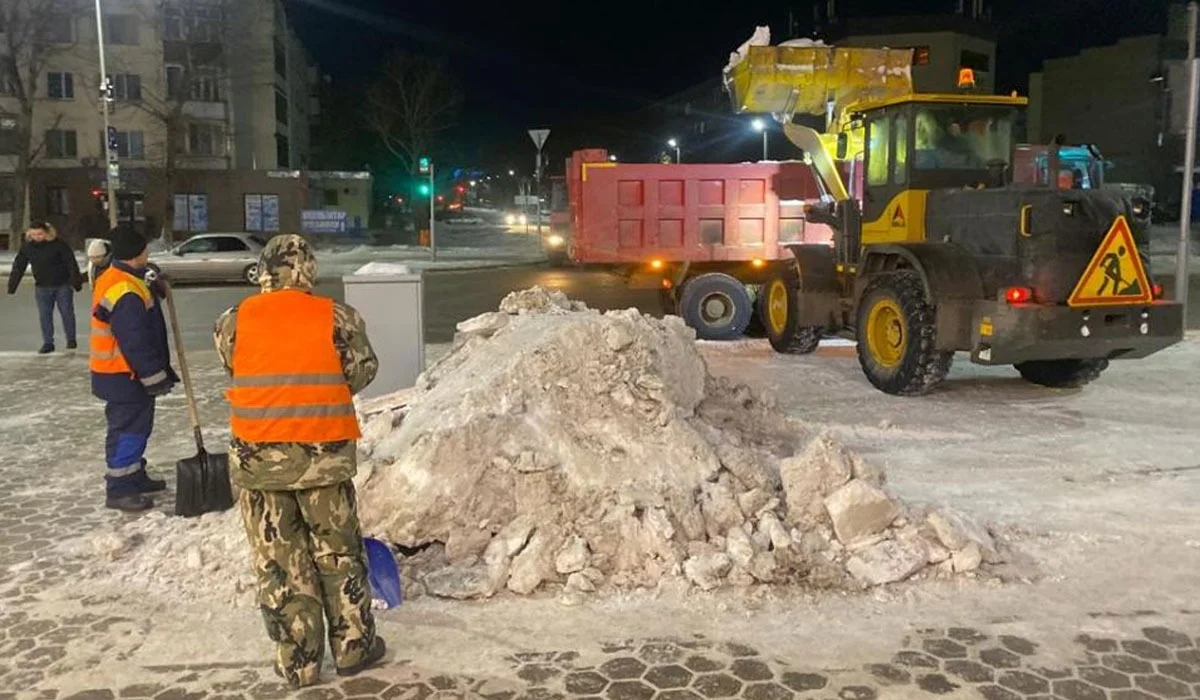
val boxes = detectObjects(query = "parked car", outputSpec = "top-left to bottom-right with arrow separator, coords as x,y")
146,233 -> 268,285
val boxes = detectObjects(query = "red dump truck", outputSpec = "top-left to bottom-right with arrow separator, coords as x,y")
552,148 -> 831,339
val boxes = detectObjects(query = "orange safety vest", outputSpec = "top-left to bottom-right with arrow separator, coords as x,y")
90,265 -> 154,376
226,290 -> 361,444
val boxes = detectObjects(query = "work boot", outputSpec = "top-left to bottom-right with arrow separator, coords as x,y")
37,343 -> 54,354
67,340 -> 78,350
106,493 -> 154,512
135,465 -> 168,493
336,637 -> 387,677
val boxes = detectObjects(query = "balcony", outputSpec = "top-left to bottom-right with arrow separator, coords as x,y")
182,101 -> 227,120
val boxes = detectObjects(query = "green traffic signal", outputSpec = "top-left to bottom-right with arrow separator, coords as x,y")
418,156 -> 431,175
417,183 -> 431,196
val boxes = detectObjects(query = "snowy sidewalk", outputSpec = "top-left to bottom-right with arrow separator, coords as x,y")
1,338 -> 1199,698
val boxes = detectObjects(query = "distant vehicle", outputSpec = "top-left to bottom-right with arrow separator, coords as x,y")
504,211 -> 529,226
146,233 -> 268,285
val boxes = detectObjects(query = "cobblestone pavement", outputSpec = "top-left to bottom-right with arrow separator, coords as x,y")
2,351 -> 1198,699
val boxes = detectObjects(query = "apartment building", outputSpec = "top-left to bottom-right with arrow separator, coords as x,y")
0,0 -> 319,243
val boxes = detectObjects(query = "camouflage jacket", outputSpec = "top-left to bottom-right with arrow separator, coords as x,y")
214,233 -> 378,491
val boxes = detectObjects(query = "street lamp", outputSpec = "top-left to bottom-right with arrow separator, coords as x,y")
667,138 -> 680,163
608,154 -> 618,162
751,118 -> 768,161
508,169 -> 516,177
95,0 -> 117,228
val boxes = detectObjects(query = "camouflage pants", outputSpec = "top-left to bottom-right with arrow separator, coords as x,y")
238,481 -> 377,687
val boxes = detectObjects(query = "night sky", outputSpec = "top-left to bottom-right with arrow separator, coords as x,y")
288,0 -> 1171,177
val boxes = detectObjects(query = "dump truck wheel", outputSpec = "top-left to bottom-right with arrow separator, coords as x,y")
679,273 -> 753,340
760,268 -> 821,354
1015,359 -> 1109,388
855,271 -> 953,396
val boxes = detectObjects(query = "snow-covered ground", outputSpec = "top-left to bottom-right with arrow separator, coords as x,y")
2,329 -> 1198,695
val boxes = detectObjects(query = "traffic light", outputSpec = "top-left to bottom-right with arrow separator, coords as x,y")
418,156 -> 431,175
417,182 -> 430,196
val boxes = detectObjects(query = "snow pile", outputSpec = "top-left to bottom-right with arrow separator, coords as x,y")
726,26 -> 771,72
70,287 -> 1003,606
355,287 -> 1004,600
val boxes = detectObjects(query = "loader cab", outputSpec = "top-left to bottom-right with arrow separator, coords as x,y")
853,95 -> 1027,246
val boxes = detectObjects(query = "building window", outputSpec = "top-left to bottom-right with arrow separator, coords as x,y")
0,116 -> 17,155
188,123 -> 221,156
164,6 -> 184,40
274,36 -> 287,79
109,73 -> 141,101
960,49 -> 990,73
103,130 -> 144,159
166,65 -> 184,98
0,59 -> 15,96
46,187 -> 69,216
323,188 -> 338,206
47,72 -> 74,100
191,74 -> 219,102
275,134 -> 290,168
103,14 -> 138,45
0,178 -> 15,214
164,3 -> 221,41
42,16 -> 73,43
275,90 -> 288,125
44,130 -> 77,158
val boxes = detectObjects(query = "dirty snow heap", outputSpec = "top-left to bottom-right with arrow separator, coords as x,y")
355,288 -> 1001,600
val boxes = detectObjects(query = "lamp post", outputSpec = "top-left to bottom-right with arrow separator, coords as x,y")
667,138 -> 680,163
752,118 -> 768,161
95,0 -> 117,228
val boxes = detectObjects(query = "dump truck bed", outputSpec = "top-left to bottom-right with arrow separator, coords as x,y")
565,149 -> 831,265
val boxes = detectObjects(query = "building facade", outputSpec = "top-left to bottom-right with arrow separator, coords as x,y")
1027,4 -> 1187,215
0,0 -> 320,245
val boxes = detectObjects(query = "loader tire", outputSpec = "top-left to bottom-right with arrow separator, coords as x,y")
1015,358 -> 1108,388
760,266 -> 821,354
855,271 -> 953,396
679,273 -> 753,341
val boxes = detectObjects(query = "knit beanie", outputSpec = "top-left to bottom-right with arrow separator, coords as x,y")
109,226 -> 147,261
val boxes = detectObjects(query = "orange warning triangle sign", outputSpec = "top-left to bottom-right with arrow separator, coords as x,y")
891,205 -> 905,227
1067,215 -> 1152,307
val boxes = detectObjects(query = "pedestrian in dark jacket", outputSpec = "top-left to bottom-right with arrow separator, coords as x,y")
90,226 -> 178,512
7,221 -> 83,354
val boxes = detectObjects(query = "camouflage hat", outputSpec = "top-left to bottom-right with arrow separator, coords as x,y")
258,234 -> 317,291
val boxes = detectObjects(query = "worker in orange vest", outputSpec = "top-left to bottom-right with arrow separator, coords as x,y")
214,234 -> 385,687
90,226 -> 176,512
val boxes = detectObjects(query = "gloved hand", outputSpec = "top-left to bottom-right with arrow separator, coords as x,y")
149,275 -> 170,300
144,376 -> 176,397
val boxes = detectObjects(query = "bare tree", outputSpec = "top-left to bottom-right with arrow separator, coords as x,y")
0,0 -> 85,248
364,52 -> 460,175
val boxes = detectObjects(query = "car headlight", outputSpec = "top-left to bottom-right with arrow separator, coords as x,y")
518,214 -> 528,225
1131,197 -> 1149,219
547,234 -> 565,247
505,214 -> 516,225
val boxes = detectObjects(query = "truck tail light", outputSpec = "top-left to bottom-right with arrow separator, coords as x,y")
1152,283 -> 1164,300
1004,286 -> 1032,305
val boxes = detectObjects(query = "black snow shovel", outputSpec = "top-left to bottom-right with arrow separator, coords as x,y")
162,281 -> 234,518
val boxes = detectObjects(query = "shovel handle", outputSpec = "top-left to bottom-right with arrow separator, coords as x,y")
162,281 -> 204,449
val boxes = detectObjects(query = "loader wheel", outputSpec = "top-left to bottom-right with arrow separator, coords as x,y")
855,271 -> 953,396
1015,359 -> 1109,388
679,273 -> 753,341
760,267 -> 821,354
